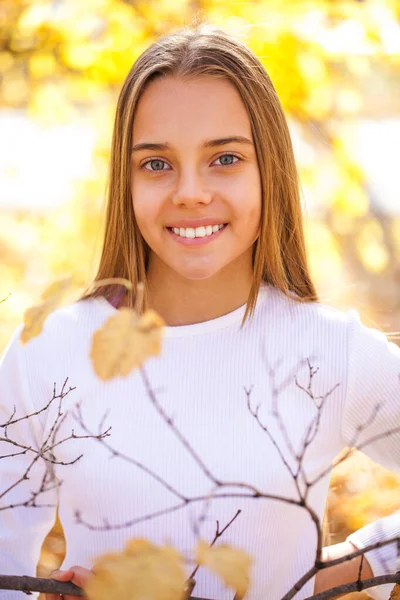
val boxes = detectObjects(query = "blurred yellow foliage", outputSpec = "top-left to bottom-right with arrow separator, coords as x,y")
333,180 -> 369,219
305,221 -> 343,289
29,52 -> 57,78
356,219 -> 390,274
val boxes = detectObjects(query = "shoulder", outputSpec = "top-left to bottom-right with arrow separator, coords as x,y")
262,285 -> 352,331
30,297 -> 107,350
10,297 -> 112,386
0,298 -> 110,424
263,285 -> 400,362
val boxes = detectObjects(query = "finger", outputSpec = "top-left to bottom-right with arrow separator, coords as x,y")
46,569 -> 73,600
50,569 -> 74,581
53,566 -> 93,599
68,565 -> 94,587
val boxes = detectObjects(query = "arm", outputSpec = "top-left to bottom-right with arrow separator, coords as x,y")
0,325 -> 58,599
335,310 -> 400,599
345,511 -> 400,600
342,309 -> 400,475
314,312 -> 400,599
314,541 -> 373,598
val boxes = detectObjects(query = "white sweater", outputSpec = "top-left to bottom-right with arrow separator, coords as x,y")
0,282 -> 399,600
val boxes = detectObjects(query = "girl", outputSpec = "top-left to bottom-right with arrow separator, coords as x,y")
0,23 -> 399,600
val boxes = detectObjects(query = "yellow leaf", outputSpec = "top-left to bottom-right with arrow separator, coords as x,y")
125,539 -> 156,555
195,540 -> 252,598
390,583 -> 400,598
84,538 -> 186,600
20,298 -> 58,344
40,275 -> 77,302
21,275 -> 83,344
90,308 -> 165,380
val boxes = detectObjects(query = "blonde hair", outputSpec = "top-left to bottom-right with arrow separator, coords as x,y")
79,22 -> 319,329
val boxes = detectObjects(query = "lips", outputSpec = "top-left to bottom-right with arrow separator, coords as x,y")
165,220 -> 229,229
166,224 -> 226,236
166,223 -> 228,245
166,226 -> 228,231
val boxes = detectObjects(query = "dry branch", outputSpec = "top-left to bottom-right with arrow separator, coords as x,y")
0,357 -> 399,599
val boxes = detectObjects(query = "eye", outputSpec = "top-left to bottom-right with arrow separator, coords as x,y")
141,159 -> 170,172
140,153 -> 242,173
213,153 -> 242,167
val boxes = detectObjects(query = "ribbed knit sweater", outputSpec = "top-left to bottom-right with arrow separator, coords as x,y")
0,282 -> 399,600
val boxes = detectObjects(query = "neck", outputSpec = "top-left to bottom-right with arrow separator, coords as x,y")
144,259 -> 254,327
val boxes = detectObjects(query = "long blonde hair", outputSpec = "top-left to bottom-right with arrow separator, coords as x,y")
79,22 -> 318,329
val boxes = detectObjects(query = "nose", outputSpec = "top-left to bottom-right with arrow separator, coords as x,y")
171,169 -> 212,207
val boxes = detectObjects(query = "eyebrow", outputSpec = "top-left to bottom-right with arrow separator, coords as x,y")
131,136 -> 253,153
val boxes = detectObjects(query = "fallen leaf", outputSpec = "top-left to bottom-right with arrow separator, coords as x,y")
90,307 -> 165,380
195,540 -> 252,598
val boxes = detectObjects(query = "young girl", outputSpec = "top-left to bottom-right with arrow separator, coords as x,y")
0,23 -> 399,600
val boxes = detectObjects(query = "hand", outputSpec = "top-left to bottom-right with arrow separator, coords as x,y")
46,566 -> 93,600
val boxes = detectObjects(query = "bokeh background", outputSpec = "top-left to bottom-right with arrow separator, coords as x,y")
0,1 -> 399,598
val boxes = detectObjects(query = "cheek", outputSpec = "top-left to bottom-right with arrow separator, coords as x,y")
245,198 -> 262,244
131,185 -> 156,230
133,208 -> 154,240
251,181 -> 262,225
240,196 -> 262,231
240,170 -> 262,223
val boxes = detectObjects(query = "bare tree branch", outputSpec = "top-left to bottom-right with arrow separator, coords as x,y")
1,358 -> 399,599
71,360 -> 400,599
0,378 -> 110,511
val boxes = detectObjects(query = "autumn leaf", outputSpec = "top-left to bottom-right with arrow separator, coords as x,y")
20,299 -> 58,344
20,275 -> 132,345
83,537 -> 186,600
20,276 -> 80,344
195,539 -> 252,599
40,275 -> 80,302
390,583 -> 400,599
90,307 -> 165,380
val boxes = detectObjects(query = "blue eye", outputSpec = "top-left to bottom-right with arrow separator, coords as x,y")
142,159 -> 168,172
215,154 -> 240,167
141,153 -> 242,173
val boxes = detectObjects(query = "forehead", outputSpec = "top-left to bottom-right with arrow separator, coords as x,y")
132,75 -> 252,142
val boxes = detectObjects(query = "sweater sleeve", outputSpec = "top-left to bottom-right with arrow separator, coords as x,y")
341,309 -> 400,600
346,511 -> 400,600
0,325 -> 58,599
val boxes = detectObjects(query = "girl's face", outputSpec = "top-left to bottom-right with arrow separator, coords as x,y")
130,75 -> 262,283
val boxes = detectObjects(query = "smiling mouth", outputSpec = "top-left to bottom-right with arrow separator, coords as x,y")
165,223 -> 229,245
165,224 -> 228,237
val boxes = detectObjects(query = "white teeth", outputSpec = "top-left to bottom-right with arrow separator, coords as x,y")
171,224 -> 225,238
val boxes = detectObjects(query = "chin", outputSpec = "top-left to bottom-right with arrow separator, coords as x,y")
171,265 -> 223,281
177,272 -> 220,282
